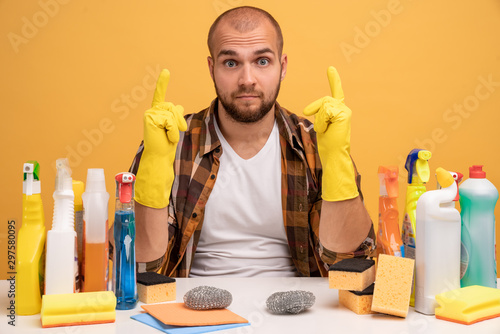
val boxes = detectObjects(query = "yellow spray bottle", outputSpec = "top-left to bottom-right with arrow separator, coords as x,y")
401,149 -> 431,307
16,161 -> 46,315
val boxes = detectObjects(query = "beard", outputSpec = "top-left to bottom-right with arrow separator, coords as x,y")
214,80 -> 281,123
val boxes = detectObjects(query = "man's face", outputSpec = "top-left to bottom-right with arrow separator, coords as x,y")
208,20 -> 287,123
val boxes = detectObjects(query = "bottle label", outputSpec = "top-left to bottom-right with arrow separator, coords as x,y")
402,213 -> 415,259
75,210 -> 84,273
460,242 -> 469,279
39,246 -> 46,296
74,235 -> 79,293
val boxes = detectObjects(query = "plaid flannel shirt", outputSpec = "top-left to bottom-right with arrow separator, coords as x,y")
129,98 -> 376,277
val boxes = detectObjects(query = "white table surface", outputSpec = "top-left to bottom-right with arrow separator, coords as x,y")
1,277 -> 499,334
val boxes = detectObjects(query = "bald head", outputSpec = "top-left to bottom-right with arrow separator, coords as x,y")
207,6 -> 283,58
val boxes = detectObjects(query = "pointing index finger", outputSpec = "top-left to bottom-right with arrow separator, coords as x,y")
327,66 -> 345,102
152,69 -> 170,108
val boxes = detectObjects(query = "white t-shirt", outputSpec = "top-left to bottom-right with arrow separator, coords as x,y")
189,119 -> 297,277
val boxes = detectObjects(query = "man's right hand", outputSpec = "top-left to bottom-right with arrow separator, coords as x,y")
135,69 -> 187,209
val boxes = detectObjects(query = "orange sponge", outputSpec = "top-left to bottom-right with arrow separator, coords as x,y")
328,258 -> 375,291
137,272 -> 176,304
371,254 -> 414,318
339,283 -> 375,315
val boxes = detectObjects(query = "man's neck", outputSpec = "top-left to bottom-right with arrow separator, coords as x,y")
216,100 -> 276,160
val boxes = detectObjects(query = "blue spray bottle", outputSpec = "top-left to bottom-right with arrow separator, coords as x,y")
113,172 -> 137,310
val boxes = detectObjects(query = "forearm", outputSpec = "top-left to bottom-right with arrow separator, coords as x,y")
319,196 -> 372,253
135,202 -> 169,263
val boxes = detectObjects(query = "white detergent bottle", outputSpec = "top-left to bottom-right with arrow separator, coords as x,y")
415,167 -> 462,315
45,158 -> 77,295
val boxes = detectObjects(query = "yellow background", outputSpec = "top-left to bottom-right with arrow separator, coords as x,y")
1,0 -> 500,279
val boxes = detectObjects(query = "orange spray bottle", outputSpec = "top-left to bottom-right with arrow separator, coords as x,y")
377,166 -> 404,257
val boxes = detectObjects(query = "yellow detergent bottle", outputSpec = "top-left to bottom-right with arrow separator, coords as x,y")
401,149 -> 431,307
16,161 -> 46,315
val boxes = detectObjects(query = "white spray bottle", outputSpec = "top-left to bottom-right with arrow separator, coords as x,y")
415,167 -> 462,315
45,158 -> 77,295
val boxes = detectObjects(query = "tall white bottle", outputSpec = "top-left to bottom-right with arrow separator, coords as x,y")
81,168 -> 109,292
415,167 -> 462,315
45,158 -> 77,295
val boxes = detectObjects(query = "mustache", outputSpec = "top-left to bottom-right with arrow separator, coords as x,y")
231,89 -> 263,98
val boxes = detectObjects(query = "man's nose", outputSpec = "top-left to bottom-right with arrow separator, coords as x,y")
238,64 -> 256,87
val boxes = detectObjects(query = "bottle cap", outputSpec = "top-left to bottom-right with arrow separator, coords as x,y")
405,149 -> 431,184
469,165 -> 486,178
55,158 -> 73,192
436,168 -> 454,188
86,168 -> 106,192
23,161 -> 41,195
115,172 -> 135,203
378,166 -> 399,198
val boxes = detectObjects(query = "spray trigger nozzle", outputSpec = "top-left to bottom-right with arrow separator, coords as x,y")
115,172 -> 136,203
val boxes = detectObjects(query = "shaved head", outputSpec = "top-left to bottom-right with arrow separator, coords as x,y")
207,6 -> 283,58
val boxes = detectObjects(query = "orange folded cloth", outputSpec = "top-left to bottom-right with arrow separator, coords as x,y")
141,303 -> 248,326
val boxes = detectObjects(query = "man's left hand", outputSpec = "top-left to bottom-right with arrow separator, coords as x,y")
303,66 -> 359,202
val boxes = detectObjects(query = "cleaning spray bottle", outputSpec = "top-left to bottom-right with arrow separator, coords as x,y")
16,161 -> 46,315
113,172 -> 138,310
377,166 -> 404,257
82,168 -> 109,292
415,168 -> 462,315
460,165 -> 498,288
45,158 -> 77,295
401,148 -> 431,306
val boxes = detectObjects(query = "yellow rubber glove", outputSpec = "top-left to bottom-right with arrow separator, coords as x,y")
303,66 -> 359,202
134,69 -> 187,209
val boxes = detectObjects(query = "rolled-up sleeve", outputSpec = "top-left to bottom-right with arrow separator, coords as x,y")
318,224 -> 376,265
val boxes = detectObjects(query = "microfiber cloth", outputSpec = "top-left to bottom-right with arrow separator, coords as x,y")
141,302 -> 249,326
131,313 -> 250,334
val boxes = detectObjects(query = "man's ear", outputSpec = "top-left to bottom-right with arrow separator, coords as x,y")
207,56 -> 215,81
280,54 -> 288,81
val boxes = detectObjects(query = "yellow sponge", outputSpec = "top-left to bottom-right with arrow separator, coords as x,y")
371,254 -> 414,318
328,258 -> 376,291
137,272 -> 176,304
435,285 -> 500,325
339,283 -> 375,315
41,291 -> 116,328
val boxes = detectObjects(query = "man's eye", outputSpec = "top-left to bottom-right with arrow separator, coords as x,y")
258,58 -> 269,66
225,60 -> 236,67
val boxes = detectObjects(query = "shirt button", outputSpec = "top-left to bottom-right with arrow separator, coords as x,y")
210,174 -> 216,180
298,203 -> 303,211
192,212 -> 197,218
299,245 -> 304,253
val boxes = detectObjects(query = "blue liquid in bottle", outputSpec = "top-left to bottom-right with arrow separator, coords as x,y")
114,210 -> 137,309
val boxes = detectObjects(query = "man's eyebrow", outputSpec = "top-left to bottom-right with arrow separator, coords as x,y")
218,49 -> 237,57
217,48 -> 275,58
254,48 -> 275,56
